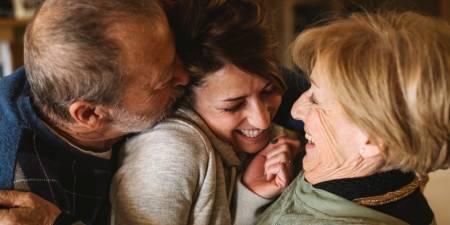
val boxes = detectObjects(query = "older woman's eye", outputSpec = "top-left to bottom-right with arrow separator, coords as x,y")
309,93 -> 318,104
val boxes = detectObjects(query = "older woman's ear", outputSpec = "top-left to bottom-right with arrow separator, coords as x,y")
359,139 -> 384,159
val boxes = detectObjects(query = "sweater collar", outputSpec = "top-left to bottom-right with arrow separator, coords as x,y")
313,170 -> 416,201
293,171 -> 409,225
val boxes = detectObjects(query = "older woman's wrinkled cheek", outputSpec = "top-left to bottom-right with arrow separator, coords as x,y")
315,108 -> 346,167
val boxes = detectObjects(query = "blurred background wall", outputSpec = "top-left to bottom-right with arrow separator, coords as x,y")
265,0 -> 450,67
0,0 -> 41,77
1,0 -> 449,74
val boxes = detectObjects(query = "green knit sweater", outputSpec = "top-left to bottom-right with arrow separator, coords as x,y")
256,171 -> 428,225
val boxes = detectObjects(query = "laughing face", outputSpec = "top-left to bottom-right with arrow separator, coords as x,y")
291,62 -> 383,184
193,64 -> 282,154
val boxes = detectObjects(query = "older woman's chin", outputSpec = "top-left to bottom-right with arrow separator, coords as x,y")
303,155 -> 386,184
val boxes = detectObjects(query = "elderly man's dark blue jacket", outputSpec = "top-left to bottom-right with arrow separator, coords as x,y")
0,68 -> 116,225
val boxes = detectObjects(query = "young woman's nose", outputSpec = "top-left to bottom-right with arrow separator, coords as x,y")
247,99 -> 270,129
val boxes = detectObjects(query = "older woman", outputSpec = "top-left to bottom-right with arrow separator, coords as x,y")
257,12 -> 449,225
110,0 -> 300,225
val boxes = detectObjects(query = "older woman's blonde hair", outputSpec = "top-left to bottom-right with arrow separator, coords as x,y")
292,12 -> 450,175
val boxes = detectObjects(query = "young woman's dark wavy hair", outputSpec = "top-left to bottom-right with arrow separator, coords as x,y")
174,0 -> 286,105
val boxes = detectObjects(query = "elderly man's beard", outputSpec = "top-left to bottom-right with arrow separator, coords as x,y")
110,88 -> 182,133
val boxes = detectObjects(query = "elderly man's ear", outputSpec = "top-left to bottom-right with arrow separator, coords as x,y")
68,101 -> 110,130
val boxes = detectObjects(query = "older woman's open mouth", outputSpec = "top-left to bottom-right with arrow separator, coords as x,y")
305,133 -> 315,150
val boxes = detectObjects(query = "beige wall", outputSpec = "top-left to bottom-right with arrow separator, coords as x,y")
441,0 -> 450,22
272,0 -> 450,66
264,0 -> 294,67
424,169 -> 450,224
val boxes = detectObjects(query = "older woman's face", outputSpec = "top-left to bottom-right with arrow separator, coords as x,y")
193,65 -> 282,153
291,63 -> 381,184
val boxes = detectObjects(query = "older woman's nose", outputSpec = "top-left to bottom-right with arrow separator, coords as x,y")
291,92 -> 310,121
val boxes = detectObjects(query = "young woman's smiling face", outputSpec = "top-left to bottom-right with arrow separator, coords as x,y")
193,65 -> 282,153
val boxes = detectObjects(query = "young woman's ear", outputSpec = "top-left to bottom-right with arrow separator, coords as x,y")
68,101 -> 109,130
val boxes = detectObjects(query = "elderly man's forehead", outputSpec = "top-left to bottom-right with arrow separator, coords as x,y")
107,14 -> 169,40
112,17 -> 175,81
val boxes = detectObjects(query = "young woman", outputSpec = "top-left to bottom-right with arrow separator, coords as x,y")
110,1 -> 301,224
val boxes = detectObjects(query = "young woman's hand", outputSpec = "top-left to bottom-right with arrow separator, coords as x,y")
243,135 -> 301,199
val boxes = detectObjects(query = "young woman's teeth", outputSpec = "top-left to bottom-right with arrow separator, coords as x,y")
305,133 -> 314,144
239,129 -> 263,138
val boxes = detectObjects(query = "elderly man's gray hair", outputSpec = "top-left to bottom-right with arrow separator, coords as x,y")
24,0 -> 165,124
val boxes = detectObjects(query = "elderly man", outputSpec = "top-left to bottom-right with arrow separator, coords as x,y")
0,0 -> 188,224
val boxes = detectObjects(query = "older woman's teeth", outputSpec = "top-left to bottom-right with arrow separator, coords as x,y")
305,133 -> 314,144
239,129 -> 263,138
